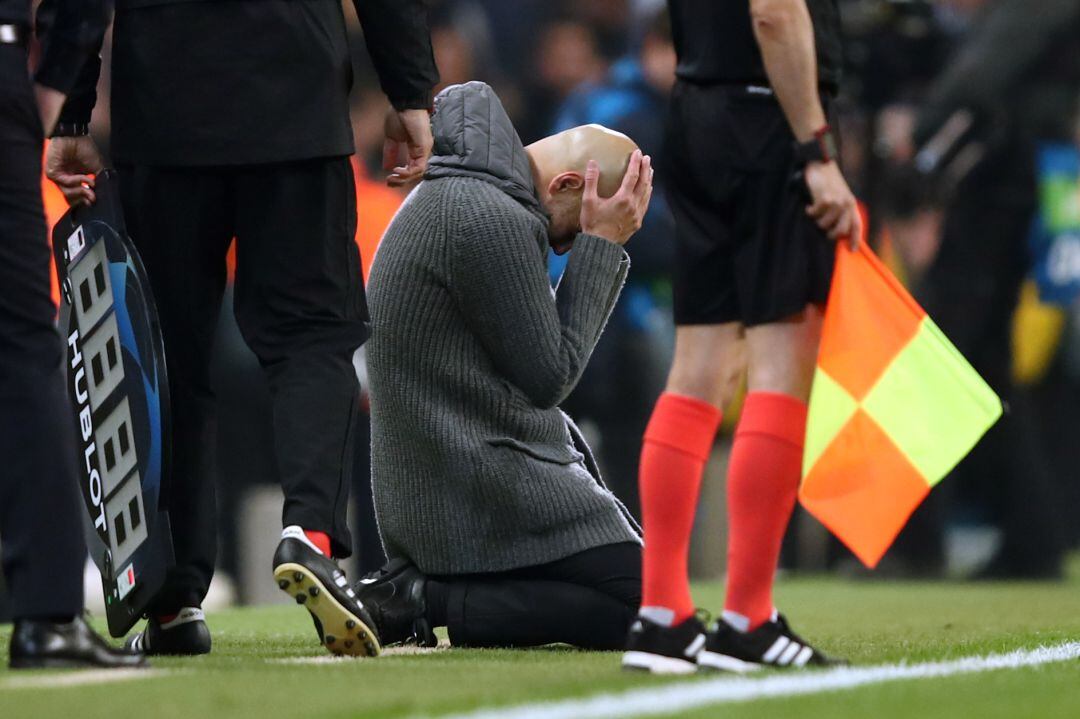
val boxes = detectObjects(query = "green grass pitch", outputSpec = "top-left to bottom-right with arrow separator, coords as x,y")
2,575 -> 1079,719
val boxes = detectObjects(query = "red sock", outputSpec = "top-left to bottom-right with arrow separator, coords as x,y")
639,392 -> 722,623
304,530 -> 332,557
724,392 -> 806,631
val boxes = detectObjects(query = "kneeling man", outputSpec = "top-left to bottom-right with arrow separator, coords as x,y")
357,82 -> 652,649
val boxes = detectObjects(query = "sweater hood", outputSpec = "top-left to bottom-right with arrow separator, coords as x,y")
425,82 -> 547,223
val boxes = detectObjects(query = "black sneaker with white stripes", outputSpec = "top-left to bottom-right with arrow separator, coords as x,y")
125,607 -> 211,656
272,527 -> 382,657
622,614 -> 707,674
698,613 -> 842,672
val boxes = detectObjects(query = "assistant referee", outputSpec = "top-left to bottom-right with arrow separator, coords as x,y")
625,0 -> 858,673
1,0 -> 144,669
46,0 -> 438,657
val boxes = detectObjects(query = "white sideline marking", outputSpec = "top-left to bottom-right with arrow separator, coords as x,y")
272,644 -> 448,664
272,656 -> 354,665
382,644 -> 449,656
429,642 -> 1080,719
0,668 -> 169,690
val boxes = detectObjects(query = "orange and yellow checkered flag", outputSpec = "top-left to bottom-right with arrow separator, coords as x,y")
800,237 -> 1002,568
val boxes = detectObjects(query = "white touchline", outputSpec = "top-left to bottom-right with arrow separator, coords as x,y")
0,668 -> 170,691
427,642 -> 1080,719
270,644 -> 448,664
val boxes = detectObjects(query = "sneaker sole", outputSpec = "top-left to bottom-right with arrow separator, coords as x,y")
273,562 -> 382,658
697,650 -> 763,674
622,650 -> 698,675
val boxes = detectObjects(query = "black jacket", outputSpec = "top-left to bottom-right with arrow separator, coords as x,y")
914,0 -> 1080,148
0,0 -> 110,96
68,0 -> 438,166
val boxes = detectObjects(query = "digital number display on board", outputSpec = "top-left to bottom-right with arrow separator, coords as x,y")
52,170 -> 173,638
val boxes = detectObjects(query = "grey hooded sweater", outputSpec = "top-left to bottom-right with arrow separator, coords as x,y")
366,81 -> 641,575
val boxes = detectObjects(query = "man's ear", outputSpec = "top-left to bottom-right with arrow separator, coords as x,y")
548,171 -> 585,195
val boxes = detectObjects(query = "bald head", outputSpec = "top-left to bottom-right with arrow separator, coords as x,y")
525,124 -> 641,251
527,124 -> 639,198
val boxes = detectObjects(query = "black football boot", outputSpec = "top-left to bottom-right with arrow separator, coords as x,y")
272,526 -> 381,657
352,558 -> 437,647
125,607 -> 211,656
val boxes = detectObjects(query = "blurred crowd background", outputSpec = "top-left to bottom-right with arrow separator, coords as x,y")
5,0 -> 1080,616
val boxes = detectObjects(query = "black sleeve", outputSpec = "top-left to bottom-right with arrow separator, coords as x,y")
913,0 -> 1080,145
33,0 -> 111,124
351,0 -> 439,111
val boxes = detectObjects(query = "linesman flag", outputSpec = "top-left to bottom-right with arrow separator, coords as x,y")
799,236 -> 1003,568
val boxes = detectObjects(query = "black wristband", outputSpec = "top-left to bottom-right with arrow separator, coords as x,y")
793,125 -> 838,167
51,122 -> 90,138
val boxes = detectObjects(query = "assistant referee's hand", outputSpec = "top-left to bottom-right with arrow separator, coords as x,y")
804,160 -> 862,250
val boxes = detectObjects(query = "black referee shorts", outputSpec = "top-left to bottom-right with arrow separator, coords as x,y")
663,80 -> 835,327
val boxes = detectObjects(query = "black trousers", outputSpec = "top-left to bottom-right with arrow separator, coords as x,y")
350,411 -> 386,575
116,159 -> 368,611
430,542 -> 641,650
0,45 -> 86,619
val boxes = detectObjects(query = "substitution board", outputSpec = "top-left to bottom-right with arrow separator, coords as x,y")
52,170 -> 174,637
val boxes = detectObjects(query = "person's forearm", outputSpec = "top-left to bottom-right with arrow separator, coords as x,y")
34,85 -> 67,136
913,0 -> 1080,147
352,0 -> 439,110
751,0 -> 826,142
54,54 -> 101,126
34,0 -> 110,124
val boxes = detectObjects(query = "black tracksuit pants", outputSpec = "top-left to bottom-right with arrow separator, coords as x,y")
0,44 -> 86,620
430,542 -> 642,650
115,159 -> 368,612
